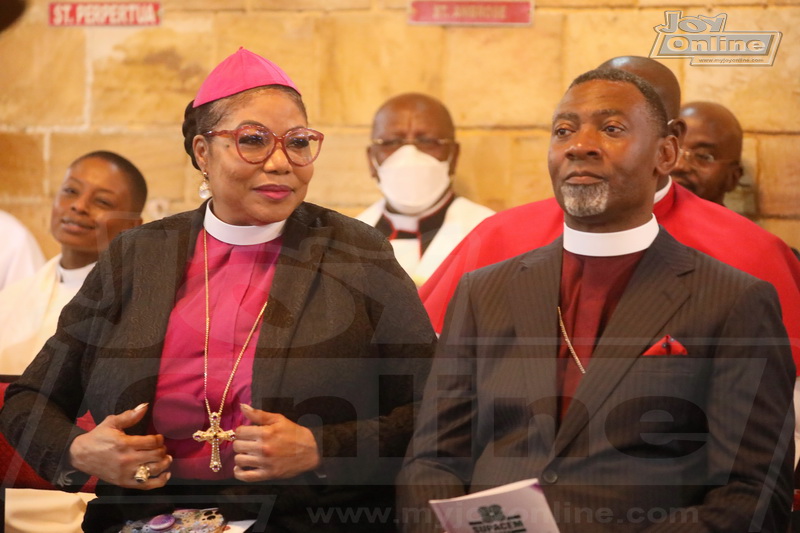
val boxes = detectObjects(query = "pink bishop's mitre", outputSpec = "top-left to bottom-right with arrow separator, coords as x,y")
193,47 -> 299,108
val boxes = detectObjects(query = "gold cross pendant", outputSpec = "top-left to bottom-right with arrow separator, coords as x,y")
193,412 -> 236,472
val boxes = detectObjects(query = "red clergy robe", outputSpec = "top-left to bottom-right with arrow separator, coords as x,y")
151,231 -> 281,479
420,183 -> 800,372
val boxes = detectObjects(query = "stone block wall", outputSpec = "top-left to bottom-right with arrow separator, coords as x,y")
1,0 -> 797,259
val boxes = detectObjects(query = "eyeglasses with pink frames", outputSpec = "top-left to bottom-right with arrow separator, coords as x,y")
203,125 -> 324,166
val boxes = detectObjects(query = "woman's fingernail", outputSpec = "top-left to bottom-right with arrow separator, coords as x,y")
240,403 -> 253,411
134,403 -> 149,412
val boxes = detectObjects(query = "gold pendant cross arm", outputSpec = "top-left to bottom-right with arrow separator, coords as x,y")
193,412 -> 236,472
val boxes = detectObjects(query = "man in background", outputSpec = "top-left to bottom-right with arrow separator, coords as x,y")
0,150 -> 147,533
357,93 -> 494,286
672,101 -> 744,206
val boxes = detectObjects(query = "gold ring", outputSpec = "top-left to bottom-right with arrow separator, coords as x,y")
134,464 -> 150,483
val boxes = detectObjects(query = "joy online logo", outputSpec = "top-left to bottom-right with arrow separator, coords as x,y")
650,11 -> 781,66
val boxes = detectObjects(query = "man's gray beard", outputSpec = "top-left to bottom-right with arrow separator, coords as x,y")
561,181 -> 610,217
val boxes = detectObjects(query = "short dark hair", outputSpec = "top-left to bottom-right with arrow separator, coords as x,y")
182,85 -> 307,170
569,68 -> 669,137
72,151 -> 148,213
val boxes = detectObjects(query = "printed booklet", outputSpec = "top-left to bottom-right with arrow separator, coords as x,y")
429,478 -> 559,533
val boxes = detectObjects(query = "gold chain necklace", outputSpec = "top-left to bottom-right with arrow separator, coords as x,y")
192,229 -> 270,472
557,306 -> 586,375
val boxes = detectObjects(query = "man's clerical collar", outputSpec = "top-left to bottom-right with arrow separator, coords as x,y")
654,176 -> 672,205
204,201 -> 285,245
57,260 -> 96,288
382,190 -> 454,233
563,215 -> 658,257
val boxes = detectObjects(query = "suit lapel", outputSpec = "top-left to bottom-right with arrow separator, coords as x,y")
553,230 -> 694,454
509,239 -> 562,452
252,204 -> 332,408
127,205 -> 204,433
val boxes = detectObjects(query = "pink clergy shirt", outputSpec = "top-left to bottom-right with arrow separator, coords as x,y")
152,228 -> 282,480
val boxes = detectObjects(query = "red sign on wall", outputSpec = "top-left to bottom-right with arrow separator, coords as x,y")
409,1 -> 531,25
49,2 -> 161,26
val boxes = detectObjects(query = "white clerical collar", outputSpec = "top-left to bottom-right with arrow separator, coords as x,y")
204,202 -> 285,245
563,215 -> 659,257
57,260 -> 95,288
382,190 -> 454,233
654,176 -> 672,205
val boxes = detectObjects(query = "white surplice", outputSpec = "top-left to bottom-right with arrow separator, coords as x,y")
0,255 -> 96,533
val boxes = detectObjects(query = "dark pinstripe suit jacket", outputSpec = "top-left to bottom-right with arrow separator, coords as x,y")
398,229 -> 795,533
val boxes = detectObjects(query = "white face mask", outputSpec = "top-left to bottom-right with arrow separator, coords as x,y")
374,144 -> 452,215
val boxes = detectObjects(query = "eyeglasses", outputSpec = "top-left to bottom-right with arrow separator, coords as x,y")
203,125 -> 324,167
679,148 -> 735,168
371,137 -> 453,156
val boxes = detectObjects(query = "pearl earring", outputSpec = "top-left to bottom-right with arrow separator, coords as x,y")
199,172 -> 212,200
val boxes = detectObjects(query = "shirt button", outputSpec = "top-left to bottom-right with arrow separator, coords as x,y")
542,470 -> 558,484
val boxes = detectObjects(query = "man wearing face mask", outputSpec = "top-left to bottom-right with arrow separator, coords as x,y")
357,93 -> 494,286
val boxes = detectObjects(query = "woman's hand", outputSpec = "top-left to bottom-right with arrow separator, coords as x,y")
68,403 -> 172,489
233,403 -> 321,482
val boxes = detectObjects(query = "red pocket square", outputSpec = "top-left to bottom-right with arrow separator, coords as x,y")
642,335 -> 688,356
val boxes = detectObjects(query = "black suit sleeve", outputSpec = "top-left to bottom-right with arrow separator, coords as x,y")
306,232 -> 438,486
397,273 -> 481,533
